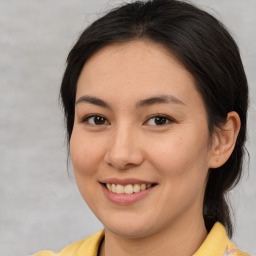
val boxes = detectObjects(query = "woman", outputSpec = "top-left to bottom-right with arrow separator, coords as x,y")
33,0 -> 250,255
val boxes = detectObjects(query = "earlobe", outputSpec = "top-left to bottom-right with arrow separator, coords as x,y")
209,111 -> 241,168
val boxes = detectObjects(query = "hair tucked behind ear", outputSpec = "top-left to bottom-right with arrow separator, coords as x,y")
60,0 -> 248,237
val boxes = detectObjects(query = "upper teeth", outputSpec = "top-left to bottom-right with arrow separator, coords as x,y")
106,183 -> 152,194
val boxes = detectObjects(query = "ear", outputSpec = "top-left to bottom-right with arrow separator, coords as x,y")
209,111 -> 241,168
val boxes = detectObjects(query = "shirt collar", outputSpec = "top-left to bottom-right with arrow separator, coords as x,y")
193,222 -> 234,256
76,222 -> 232,256
77,230 -> 104,256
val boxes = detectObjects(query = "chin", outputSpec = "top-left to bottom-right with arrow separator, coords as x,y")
105,224 -> 152,238
99,212 -> 159,238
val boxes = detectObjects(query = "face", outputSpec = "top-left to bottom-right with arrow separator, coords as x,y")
70,40 -> 215,238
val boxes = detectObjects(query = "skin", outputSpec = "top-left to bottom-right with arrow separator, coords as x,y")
70,40 -> 240,256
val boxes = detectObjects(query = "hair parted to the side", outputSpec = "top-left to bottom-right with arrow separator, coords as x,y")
60,0 -> 248,237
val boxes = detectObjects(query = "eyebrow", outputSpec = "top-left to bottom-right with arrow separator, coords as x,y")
75,95 -> 185,109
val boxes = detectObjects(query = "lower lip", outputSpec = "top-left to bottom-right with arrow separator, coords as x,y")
100,183 -> 156,205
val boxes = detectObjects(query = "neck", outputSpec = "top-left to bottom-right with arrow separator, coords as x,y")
100,214 -> 207,256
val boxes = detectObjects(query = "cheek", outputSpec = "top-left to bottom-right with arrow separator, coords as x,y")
69,129 -> 107,209
70,129 -> 105,180
148,128 -> 210,187
149,132 -> 210,215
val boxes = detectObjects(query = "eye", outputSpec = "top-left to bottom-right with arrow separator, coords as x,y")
82,115 -> 109,126
145,114 -> 174,126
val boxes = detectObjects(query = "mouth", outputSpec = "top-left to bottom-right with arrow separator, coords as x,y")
99,180 -> 158,205
103,183 -> 157,194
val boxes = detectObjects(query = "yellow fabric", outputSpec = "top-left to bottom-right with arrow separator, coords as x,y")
193,223 -> 250,256
32,223 -> 250,256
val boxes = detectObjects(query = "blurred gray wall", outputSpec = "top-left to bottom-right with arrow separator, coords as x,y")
0,0 -> 255,255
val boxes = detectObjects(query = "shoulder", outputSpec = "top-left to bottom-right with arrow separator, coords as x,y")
31,230 -> 104,256
225,229 -> 252,256
31,251 -> 59,256
225,242 -> 251,256
194,223 -> 252,256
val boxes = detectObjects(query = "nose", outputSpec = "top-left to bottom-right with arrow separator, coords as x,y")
104,126 -> 144,170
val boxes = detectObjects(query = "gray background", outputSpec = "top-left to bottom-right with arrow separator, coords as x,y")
0,0 -> 255,255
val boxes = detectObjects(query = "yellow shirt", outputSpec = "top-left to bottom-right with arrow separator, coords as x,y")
32,222 -> 251,256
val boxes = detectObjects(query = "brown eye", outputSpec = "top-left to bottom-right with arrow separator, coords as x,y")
146,115 -> 174,126
83,115 -> 109,125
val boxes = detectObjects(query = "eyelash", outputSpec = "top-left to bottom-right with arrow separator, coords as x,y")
81,114 -> 175,127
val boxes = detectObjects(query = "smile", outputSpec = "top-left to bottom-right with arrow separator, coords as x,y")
100,180 -> 158,205
105,183 -> 153,194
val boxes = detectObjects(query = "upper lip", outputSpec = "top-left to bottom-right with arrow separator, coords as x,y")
99,178 -> 157,186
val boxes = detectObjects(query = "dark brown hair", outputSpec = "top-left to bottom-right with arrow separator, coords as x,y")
60,0 -> 248,237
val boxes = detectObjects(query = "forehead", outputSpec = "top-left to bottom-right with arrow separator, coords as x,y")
78,39 -> 188,88
76,40 -> 205,112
